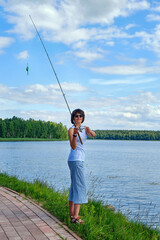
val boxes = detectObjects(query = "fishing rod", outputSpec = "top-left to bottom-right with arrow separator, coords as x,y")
29,15 -> 83,144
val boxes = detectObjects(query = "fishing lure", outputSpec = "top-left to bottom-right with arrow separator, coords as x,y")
26,64 -> 29,75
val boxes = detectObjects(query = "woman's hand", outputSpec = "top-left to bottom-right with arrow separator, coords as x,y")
85,127 -> 96,137
73,127 -> 79,135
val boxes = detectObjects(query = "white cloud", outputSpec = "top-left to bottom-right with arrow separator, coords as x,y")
80,96 -> 119,110
1,0 -> 150,43
0,82 -> 160,130
126,0 -> 150,11
74,50 -> 104,62
106,41 -> 115,46
129,91 -> 160,104
16,50 -> 29,59
93,26 -> 131,41
0,83 -> 87,106
59,82 -> 87,92
65,0 -> 149,25
17,109 -> 71,125
0,36 -> 14,53
72,41 -> 87,49
151,5 -> 160,12
125,23 -> 137,30
147,14 -> 160,21
0,108 -> 71,126
90,64 -> 159,75
72,90 -> 160,130
135,25 -> 160,56
85,92 -> 160,130
1,0 -> 160,131
90,76 -> 158,85
0,84 -> 8,93
0,0 -> 152,67
89,57 -> 160,75
123,112 -> 140,119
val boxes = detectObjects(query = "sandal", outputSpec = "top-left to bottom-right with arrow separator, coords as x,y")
71,217 -> 84,224
70,215 -> 74,223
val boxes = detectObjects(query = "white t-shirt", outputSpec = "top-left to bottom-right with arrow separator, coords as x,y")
68,125 -> 87,161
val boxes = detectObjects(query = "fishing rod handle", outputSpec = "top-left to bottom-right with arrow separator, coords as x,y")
77,132 -> 83,145
73,122 -> 83,144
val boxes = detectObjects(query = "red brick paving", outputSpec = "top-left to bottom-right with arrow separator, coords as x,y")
0,187 -> 82,240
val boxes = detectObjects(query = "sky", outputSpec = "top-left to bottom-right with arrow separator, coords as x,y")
0,0 -> 160,130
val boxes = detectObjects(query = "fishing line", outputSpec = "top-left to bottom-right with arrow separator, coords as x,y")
29,15 -> 83,144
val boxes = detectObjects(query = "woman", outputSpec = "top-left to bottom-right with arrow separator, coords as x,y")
68,109 -> 96,223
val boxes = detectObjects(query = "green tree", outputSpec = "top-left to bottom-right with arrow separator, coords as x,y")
0,119 -> 7,137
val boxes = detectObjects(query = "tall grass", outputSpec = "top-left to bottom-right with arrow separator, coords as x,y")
0,172 -> 159,240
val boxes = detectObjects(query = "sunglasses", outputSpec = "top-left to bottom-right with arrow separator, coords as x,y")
75,114 -> 83,118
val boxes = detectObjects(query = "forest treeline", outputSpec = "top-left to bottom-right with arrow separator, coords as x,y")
94,130 -> 160,141
0,116 -> 160,140
0,116 -> 68,139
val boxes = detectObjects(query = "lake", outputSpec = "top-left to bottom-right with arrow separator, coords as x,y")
0,140 -> 160,229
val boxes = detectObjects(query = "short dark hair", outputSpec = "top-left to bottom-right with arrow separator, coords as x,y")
71,109 -> 85,124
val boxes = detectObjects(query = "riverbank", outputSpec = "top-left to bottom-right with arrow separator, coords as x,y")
0,173 -> 159,240
0,138 -> 67,141
1,137 -> 160,142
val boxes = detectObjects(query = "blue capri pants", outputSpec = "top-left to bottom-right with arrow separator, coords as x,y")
68,161 -> 88,204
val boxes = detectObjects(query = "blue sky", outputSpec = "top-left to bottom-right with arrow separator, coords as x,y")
0,0 -> 160,130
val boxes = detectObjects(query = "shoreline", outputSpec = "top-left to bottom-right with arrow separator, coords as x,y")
0,137 -> 160,142
0,172 -> 159,240
0,138 -> 67,142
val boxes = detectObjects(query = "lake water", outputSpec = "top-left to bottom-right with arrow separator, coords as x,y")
0,140 -> 160,229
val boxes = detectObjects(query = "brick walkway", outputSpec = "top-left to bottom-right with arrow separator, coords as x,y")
0,187 -> 82,240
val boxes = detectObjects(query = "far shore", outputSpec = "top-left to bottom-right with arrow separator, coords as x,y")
0,138 -> 67,142
0,138 -> 160,142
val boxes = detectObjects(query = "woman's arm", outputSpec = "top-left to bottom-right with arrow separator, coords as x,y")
68,127 -> 79,150
85,127 -> 96,137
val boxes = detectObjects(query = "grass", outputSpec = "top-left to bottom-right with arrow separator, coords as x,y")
0,138 -> 66,141
0,172 -> 159,240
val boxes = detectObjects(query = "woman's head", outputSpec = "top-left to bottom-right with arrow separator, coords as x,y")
71,109 -> 85,124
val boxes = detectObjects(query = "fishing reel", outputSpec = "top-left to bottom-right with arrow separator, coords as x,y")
79,126 -> 85,132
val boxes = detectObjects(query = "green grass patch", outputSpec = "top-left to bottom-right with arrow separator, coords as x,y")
0,173 -> 159,240
0,138 -> 67,142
